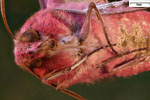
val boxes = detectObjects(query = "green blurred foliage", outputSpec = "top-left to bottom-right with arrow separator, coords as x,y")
1,0 -> 150,100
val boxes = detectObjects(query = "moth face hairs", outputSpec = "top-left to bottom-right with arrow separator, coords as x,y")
1,0 -> 150,100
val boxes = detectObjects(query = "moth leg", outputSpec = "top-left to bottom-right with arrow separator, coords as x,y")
80,2 -> 118,54
47,84 -> 86,100
112,55 -> 147,73
146,33 -> 150,55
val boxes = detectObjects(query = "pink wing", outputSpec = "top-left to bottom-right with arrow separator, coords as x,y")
39,0 -> 106,9
39,0 -> 65,9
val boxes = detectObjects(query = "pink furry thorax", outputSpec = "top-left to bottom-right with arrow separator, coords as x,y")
14,1 -> 150,89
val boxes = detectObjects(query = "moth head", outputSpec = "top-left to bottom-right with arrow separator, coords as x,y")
1,0 -> 82,80
14,29 -> 58,69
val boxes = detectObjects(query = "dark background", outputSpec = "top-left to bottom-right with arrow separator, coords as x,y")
1,0 -> 150,100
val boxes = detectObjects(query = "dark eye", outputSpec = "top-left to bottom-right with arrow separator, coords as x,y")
49,39 -> 57,49
20,29 -> 40,42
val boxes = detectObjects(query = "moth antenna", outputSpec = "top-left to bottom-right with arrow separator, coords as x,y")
61,88 -> 86,100
1,0 -> 16,40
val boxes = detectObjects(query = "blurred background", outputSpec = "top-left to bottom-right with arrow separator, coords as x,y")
1,0 -> 150,100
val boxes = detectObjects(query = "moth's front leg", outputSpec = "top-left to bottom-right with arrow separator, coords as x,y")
79,2 -> 118,55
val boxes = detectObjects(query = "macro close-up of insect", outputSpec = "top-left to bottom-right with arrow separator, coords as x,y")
1,0 -> 150,100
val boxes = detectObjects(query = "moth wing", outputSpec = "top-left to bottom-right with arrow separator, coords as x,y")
64,0 -> 107,3
39,0 -> 106,9
39,0 -> 65,9
39,0 -> 47,9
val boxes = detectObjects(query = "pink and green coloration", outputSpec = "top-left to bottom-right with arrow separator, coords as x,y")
14,0 -> 150,90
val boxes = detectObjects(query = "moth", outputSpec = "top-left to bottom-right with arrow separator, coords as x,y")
1,0 -> 150,99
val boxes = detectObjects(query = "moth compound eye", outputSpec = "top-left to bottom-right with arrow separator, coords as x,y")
49,39 -> 57,49
20,29 -> 40,42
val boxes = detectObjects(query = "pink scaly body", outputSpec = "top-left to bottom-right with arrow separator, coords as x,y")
14,0 -> 150,89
